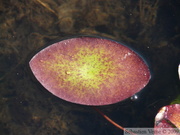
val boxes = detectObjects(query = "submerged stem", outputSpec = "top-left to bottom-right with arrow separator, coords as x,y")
93,107 -> 137,135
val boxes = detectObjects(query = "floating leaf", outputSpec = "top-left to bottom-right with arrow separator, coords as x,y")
171,95 -> 180,105
154,104 -> 180,135
29,37 -> 150,105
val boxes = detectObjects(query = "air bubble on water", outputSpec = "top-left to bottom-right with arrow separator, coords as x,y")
130,94 -> 138,101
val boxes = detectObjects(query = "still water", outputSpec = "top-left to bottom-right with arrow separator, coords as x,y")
0,0 -> 179,135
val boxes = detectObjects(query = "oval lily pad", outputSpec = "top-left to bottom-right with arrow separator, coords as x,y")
29,37 -> 150,105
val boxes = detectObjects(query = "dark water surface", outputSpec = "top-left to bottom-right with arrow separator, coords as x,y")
0,0 -> 180,135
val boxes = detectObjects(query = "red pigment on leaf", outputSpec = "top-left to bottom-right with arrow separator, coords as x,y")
29,37 -> 150,105
154,104 -> 180,135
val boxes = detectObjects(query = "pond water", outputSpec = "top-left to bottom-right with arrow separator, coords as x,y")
0,0 -> 179,135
